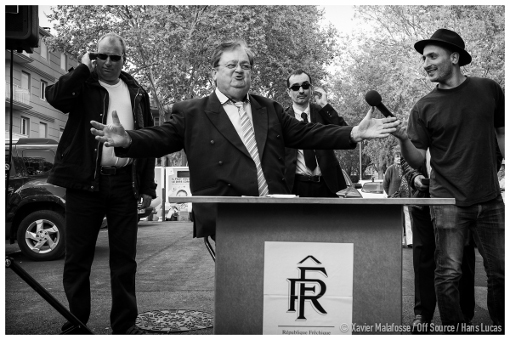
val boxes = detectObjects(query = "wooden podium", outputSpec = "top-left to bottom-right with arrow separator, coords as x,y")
168,196 -> 454,334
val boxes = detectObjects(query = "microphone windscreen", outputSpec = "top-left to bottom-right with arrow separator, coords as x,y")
365,90 -> 382,106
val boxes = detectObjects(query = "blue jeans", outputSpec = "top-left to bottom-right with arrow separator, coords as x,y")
430,195 -> 505,327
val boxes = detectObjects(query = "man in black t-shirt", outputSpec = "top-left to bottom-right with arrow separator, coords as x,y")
394,29 -> 505,332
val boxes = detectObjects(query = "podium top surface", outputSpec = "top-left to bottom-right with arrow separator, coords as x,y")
167,196 -> 455,205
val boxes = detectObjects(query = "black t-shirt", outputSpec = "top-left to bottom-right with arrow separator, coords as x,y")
407,77 -> 505,206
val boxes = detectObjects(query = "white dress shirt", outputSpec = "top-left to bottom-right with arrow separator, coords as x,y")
292,103 -> 321,176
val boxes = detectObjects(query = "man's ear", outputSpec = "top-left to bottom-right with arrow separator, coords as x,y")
451,51 -> 460,65
211,68 -> 218,83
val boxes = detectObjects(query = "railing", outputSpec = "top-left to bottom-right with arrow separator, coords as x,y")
5,83 -> 31,105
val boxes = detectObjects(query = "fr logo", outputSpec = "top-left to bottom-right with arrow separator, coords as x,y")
287,255 -> 327,320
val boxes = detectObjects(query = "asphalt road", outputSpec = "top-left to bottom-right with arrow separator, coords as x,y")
4,221 -> 492,335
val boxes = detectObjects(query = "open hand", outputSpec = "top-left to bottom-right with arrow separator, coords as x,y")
354,107 -> 400,140
90,110 -> 130,148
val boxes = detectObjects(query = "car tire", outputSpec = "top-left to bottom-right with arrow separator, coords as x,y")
17,210 -> 66,261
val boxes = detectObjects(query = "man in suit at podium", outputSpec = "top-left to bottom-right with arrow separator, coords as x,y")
90,38 -> 399,240
284,72 -> 349,198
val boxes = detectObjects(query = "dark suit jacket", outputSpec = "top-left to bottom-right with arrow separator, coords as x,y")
116,93 -> 356,237
284,103 -> 351,194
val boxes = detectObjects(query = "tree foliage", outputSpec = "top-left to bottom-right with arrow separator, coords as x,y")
330,5 -> 504,178
45,5 -> 338,107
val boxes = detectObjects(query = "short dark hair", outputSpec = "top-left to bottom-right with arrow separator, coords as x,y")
286,69 -> 313,88
98,32 -> 127,59
211,38 -> 255,68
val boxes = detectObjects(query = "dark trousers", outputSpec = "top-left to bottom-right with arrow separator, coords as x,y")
292,176 -> 338,198
409,205 -> 475,321
63,170 -> 138,333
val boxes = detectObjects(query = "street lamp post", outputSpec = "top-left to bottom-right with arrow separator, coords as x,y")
359,141 -> 362,181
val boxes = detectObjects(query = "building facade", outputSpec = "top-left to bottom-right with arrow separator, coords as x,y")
5,27 -> 79,142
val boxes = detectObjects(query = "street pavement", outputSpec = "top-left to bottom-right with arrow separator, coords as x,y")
4,221 -> 492,335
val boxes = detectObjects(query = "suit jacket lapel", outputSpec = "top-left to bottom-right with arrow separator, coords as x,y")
249,95 -> 268,157
204,93 -> 250,157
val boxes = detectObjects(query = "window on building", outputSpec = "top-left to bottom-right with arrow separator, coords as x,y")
21,117 -> 29,136
60,53 -> 66,70
21,71 -> 30,92
39,122 -> 47,138
40,40 -> 48,60
40,80 -> 48,100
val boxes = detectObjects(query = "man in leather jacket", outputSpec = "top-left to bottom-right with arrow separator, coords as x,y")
45,32 -> 156,335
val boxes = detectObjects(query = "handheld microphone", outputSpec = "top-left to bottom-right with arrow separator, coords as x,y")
365,90 -> 395,118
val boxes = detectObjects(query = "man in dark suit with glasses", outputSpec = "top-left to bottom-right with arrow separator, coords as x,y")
284,70 -> 350,198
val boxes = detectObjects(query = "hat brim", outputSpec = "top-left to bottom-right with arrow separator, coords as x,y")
414,39 -> 472,66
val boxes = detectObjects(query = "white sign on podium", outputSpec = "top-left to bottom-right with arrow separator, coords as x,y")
263,242 -> 354,335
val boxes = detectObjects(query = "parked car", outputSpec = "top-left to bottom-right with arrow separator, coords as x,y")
5,138 -> 151,261
5,138 -> 65,261
355,178 -> 388,198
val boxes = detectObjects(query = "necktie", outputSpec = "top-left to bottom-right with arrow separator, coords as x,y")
300,112 -> 317,171
234,101 -> 269,196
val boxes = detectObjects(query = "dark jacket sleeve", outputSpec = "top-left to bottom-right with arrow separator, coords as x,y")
137,92 -> 157,199
318,103 -> 349,126
45,64 -> 91,114
278,103 -> 356,150
115,105 -> 186,159
401,157 -> 425,192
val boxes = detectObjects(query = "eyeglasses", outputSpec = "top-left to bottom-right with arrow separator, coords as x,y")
289,83 -> 311,91
91,53 -> 123,62
218,62 -> 252,70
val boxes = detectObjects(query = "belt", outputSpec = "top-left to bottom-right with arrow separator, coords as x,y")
100,165 -> 132,176
296,174 -> 321,183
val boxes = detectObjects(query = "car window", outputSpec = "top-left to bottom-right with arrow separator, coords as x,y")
21,149 -> 55,176
5,149 -> 27,179
362,182 -> 384,194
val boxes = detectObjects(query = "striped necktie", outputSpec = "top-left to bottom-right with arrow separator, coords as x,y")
233,101 -> 269,196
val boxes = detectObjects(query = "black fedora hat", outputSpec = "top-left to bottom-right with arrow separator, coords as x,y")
414,28 -> 472,66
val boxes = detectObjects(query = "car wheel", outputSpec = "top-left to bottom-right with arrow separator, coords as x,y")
17,210 -> 66,261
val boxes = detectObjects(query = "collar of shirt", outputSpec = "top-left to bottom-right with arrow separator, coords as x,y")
292,103 -> 310,121
215,88 -> 254,144
215,88 -> 250,105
